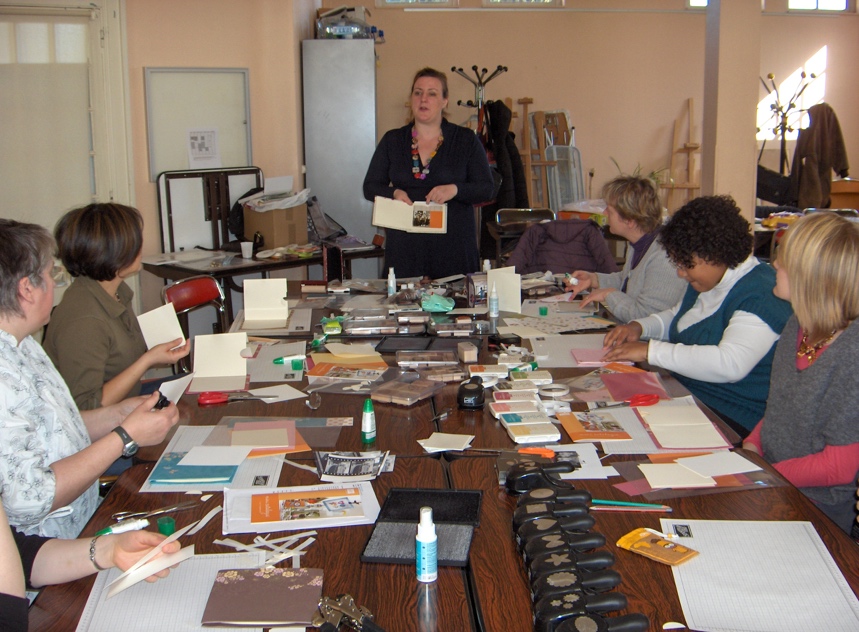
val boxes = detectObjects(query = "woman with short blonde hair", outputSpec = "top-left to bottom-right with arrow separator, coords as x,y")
745,212 -> 859,533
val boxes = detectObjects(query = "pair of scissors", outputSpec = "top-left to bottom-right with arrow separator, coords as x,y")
594,393 -> 661,409
197,391 -> 278,405
111,500 -> 199,523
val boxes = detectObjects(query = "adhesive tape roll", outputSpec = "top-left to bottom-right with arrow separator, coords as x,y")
538,384 -> 570,399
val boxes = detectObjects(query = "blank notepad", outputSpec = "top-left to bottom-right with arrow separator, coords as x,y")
662,519 -> 859,631
76,552 -> 265,632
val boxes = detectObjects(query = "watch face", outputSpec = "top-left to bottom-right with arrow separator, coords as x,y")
124,441 -> 139,457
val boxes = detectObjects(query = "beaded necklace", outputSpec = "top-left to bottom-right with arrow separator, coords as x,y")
411,127 -> 444,180
796,328 -> 838,366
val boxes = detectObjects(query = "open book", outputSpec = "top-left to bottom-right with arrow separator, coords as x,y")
372,196 -> 447,234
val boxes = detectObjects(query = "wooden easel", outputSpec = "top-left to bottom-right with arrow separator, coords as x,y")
517,98 -> 558,208
661,98 -> 701,213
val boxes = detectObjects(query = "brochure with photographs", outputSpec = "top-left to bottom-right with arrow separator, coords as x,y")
223,481 -> 381,534
372,196 -> 447,234
557,410 -> 632,442
313,450 -> 392,482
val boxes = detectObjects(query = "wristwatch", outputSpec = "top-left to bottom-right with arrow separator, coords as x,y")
112,426 -> 138,458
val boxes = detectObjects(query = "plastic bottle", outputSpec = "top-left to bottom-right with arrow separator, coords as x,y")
361,398 -> 376,444
416,506 -> 438,583
387,267 -> 396,297
488,283 -> 499,318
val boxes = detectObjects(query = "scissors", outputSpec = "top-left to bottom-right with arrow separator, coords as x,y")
593,393 -> 661,409
111,500 -> 199,523
197,391 -> 279,405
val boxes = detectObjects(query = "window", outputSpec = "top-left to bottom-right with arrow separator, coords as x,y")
789,0 -> 847,10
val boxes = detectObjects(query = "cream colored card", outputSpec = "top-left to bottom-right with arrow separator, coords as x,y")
638,463 -> 717,489
325,342 -> 382,360
178,446 -> 252,466
242,278 -> 289,329
676,451 -> 762,478
488,267 -> 522,314
136,302 -> 185,349
189,332 -> 248,393
230,427 -> 291,447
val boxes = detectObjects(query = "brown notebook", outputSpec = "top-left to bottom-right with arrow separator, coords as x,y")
201,567 -> 323,627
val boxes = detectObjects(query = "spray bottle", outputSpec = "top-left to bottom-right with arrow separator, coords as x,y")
387,267 -> 397,297
416,506 -> 438,583
488,283 -> 499,318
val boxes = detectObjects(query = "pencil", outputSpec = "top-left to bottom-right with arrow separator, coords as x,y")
591,498 -> 673,511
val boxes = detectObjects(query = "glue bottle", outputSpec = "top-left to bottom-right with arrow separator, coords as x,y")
361,398 -> 376,444
387,267 -> 397,297
416,506 -> 438,583
488,283 -> 499,318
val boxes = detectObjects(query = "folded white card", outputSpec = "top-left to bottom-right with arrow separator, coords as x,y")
242,278 -> 289,329
488,267 -> 522,314
189,332 -> 248,393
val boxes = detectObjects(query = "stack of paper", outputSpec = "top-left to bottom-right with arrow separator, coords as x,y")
637,397 -> 731,450
417,432 -> 474,453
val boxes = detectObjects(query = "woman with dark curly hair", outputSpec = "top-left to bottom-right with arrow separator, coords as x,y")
603,195 -> 793,436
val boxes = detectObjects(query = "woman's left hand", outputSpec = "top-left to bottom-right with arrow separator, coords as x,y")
603,341 -> 649,364
145,339 -> 191,366
109,531 -> 182,581
426,184 -> 457,204
580,287 -> 616,308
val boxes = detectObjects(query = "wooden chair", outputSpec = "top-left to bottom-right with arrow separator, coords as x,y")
486,208 -> 556,266
161,275 -> 229,372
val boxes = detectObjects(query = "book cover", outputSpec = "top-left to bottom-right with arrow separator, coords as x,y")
250,485 -> 365,524
149,452 -> 238,484
557,411 -> 632,442
201,567 -> 323,627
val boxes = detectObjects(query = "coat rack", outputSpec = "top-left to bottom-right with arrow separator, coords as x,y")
759,71 -> 816,176
451,64 -> 508,114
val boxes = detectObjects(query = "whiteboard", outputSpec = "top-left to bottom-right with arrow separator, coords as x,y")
144,67 -> 252,181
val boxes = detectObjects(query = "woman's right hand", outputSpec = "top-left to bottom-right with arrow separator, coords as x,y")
393,189 -> 413,205
120,392 -> 180,447
603,322 -> 643,349
564,271 -> 596,297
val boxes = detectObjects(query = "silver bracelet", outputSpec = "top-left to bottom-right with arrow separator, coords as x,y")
89,534 -> 108,571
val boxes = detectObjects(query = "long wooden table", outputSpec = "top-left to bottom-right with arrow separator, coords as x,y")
27,328 -> 859,631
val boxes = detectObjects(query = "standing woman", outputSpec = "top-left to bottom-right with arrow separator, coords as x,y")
744,213 -> 859,533
363,67 -> 495,278
44,203 -> 189,411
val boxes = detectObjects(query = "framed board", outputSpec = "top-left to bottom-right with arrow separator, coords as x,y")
144,67 -> 252,181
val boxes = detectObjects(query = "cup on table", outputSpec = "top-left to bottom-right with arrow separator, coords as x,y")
240,241 -> 254,258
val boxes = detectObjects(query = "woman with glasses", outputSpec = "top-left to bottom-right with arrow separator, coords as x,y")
602,195 -> 793,437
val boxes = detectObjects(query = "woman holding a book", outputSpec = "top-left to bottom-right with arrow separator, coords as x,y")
743,213 -> 859,533
363,67 -> 495,279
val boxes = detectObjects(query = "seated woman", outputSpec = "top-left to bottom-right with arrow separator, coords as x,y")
563,176 -> 686,322
43,203 -> 190,411
743,213 -> 859,533
505,218 -> 619,276
0,502 -> 180,632
0,219 -> 180,539
602,196 -> 793,437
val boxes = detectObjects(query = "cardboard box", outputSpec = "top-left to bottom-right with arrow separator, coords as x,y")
243,203 -> 308,249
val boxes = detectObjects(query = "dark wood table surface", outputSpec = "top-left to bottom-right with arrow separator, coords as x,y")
26,322 -> 859,631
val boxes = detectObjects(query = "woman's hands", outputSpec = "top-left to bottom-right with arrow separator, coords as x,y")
392,185 -> 457,206
425,184 -> 457,204
602,322 -> 648,363
118,392 -> 180,448
143,339 -> 190,367
580,287 -> 617,309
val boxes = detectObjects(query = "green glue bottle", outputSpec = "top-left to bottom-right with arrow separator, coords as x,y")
361,398 -> 376,444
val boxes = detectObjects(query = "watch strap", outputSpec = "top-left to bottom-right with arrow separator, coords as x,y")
112,426 -> 137,457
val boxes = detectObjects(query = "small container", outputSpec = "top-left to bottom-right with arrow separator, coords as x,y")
416,506 -> 438,583
488,283 -> 499,318
387,267 -> 397,297
157,516 -> 176,536
361,398 -> 376,444
538,306 -> 548,316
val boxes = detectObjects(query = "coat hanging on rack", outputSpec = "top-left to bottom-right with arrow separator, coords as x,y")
790,103 -> 849,209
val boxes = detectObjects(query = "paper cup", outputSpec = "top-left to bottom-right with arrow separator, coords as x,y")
240,241 -> 253,258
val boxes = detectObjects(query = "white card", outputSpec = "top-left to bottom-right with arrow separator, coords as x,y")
136,303 -> 185,350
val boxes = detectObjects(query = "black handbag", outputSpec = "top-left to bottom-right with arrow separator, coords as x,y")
756,164 -> 796,206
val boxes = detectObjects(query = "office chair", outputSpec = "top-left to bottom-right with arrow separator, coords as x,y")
161,275 -> 229,372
